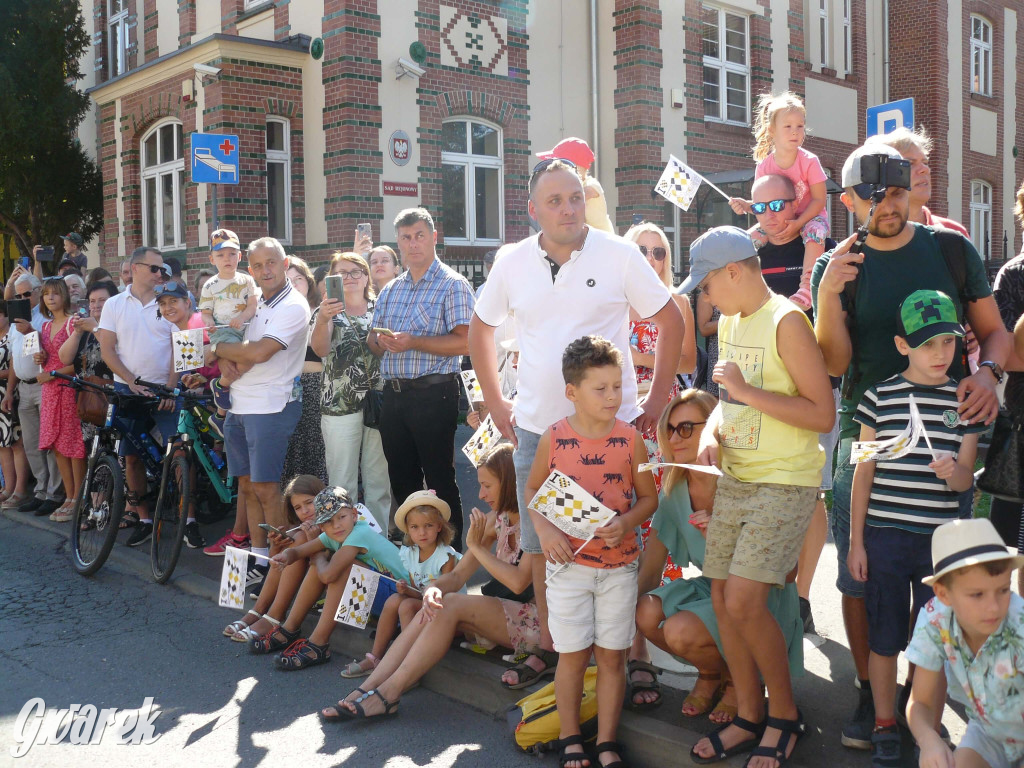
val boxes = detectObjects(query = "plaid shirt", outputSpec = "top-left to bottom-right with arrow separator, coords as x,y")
374,257 -> 475,380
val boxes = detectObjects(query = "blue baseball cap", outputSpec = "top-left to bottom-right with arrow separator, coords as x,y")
677,226 -> 756,294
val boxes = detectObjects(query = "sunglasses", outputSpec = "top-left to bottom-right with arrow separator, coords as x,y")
665,420 -> 707,439
639,245 -> 667,261
134,262 -> 164,275
14,291 -> 33,299
697,268 -> 722,295
154,281 -> 185,296
530,157 -> 578,180
42,276 -> 64,283
749,198 -> 793,214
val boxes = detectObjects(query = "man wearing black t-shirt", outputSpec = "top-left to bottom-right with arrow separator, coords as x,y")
751,173 -> 838,643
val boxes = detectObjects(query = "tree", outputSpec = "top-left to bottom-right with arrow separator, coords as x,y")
0,0 -> 102,260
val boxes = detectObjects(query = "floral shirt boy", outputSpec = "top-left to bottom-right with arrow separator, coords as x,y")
906,592 -> 1024,764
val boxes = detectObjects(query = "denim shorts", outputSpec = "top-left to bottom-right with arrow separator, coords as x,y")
819,387 -> 840,491
513,426 -> 543,555
224,400 -> 301,483
371,573 -> 398,616
829,438 -> 864,598
863,525 -> 935,656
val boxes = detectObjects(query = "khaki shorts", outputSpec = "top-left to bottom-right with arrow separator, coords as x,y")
703,473 -> 817,586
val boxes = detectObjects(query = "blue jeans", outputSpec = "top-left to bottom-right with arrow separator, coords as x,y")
513,427 -> 543,555
829,438 -> 864,599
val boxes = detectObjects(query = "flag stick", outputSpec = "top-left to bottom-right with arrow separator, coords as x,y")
544,537 -> 594,584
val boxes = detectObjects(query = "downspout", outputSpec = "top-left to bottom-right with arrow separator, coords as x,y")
590,0 -> 599,176
882,0 -> 890,101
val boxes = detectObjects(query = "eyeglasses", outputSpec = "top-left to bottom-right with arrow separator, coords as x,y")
749,199 -> 793,214
530,157 -> 578,181
665,420 -> 707,439
638,245 -> 667,261
697,269 -> 722,295
14,291 -> 33,299
154,281 -> 185,296
134,262 -> 164,275
335,269 -> 366,280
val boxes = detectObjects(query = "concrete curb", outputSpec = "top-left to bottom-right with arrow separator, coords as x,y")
8,507 -> 816,767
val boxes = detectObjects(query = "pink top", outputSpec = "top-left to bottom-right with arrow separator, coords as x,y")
187,312 -> 219,382
755,147 -> 827,217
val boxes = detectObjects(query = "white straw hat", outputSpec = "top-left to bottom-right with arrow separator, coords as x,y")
922,518 -> 1024,586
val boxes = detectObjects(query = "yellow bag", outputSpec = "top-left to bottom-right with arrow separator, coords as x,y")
507,666 -> 599,754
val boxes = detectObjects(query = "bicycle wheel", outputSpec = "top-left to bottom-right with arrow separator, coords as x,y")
70,452 -> 125,576
151,451 -> 191,584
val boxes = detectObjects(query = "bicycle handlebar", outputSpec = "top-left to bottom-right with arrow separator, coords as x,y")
49,371 -> 112,393
134,378 -> 180,397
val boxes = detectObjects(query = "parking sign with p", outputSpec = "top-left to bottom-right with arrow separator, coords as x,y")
865,98 -> 914,139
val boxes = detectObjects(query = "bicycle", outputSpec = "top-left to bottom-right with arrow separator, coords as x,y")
145,382 -> 236,584
52,373 -> 173,576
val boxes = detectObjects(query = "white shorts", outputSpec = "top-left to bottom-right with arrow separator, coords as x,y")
959,720 -> 1012,768
545,560 -> 638,653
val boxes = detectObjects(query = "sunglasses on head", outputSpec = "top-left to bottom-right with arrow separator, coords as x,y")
749,199 -> 793,215
665,420 -> 707,439
134,262 -> 164,275
42,276 -> 64,283
154,281 -> 185,296
638,245 -> 667,261
530,157 -> 578,180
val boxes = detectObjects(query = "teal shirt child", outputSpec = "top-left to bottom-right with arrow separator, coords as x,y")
320,519 -> 409,581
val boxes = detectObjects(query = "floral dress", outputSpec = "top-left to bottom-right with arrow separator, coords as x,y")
0,331 -> 20,447
490,512 -> 541,654
282,310 -> 328,485
39,318 -> 85,459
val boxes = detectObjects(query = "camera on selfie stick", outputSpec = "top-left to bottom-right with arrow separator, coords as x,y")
849,154 -> 912,254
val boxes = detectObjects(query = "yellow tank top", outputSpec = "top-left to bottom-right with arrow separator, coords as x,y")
584,177 -> 615,233
717,293 -> 824,487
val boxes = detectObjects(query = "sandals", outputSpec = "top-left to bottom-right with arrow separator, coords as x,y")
119,510 -> 140,530
249,624 -> 299,654
274,638 -> 331,670
625,659 -> 663,711
340,652 -> 379,679
595,740 -> 628,768
742,710 -> 805,768
501,648 -> 558,690
558,734 -> 591,768
689,715 -> 766,765
344,688 -> 400,719
320,688 -> 366,722
224,609 -> 262,637
232,614 -> 279,644
49,502 -> 75,522
680,671 -> 721,717
709,678 -> 738,723
1,491 -> 28,509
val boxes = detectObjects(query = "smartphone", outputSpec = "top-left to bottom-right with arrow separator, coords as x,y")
36,246 -> 55,262
7,299 -> 31,324
18,256 -> 30,270
258,523 -> 295,541
357,222 -> 372,241
324,274 -> 346,308
77,306 -> 89,318
373,327 -> 395,337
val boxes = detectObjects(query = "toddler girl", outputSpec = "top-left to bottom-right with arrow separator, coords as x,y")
729,91 -> 829,310
339,490 -> 459,679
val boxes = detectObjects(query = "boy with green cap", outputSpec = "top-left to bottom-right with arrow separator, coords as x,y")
848,289 -> 988,768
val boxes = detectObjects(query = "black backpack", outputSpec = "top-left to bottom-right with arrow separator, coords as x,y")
841,225 -> 970,400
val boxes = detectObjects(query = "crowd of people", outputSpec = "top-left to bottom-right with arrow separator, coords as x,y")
6,97 -> 1024,768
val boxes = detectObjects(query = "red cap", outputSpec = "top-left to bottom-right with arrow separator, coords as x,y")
536,137 -> 595,167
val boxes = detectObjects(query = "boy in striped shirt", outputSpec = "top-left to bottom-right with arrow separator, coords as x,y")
848,289 -> 987,768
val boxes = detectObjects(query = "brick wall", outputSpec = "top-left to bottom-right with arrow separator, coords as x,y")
178,0 -> 196,49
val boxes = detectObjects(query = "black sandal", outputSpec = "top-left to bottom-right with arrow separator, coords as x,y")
625,659 -> 663,711
501,648 -> 558,690
690,715 -> 765,765
743,710 -> 806,768
249,624 -> 299,655
558,734 -> 591,768
118,510 -> 140,530
595,740 -> 628,768
347,688 -> 400,719
274,638 -> 332,670
320,688 -> 366,722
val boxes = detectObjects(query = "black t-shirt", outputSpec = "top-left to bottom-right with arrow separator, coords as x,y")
759,236 -> 805,298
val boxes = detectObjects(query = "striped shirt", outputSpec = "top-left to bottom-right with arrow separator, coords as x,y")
855,375 -> 985,533
373,257 -> 475,380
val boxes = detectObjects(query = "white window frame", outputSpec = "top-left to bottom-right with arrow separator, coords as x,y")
843,0 -> 852,73
818,0 -> 829,68
970,180 -> 992,259
108,0 -> 129,78
141,120 -> 185,251
441,118 -> 504,246
244,0 -> 273,10
701,4 -> 751,126
970,15 -> 993,96
266,118 -> 292,245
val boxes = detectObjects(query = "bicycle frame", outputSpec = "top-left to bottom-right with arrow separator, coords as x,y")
170,404 -> 235,505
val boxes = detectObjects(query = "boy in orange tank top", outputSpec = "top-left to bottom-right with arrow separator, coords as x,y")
525,335 -> 658,768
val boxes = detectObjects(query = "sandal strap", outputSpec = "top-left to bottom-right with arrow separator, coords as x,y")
595,741 -> 624,754
627,659 -> 659,677
765,711 -> 805,735
696,671 -> 721,682
732,715 -> 766,737
559,734 -> 586,748
263,615 -> 281,627
246,609 -> 262,619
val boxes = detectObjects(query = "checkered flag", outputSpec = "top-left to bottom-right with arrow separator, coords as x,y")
460,370 -> 485,404
172,328 -> 205,373
528,470 -> 616,542
655,156 -> 704,211
218,546 -> 249,608
334,564 -> 381,629
461,413 -> 507,467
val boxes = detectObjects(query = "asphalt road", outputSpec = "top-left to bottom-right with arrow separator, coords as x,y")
0,516 -> 530,768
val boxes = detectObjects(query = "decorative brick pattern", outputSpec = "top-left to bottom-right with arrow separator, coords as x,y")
439,5 -> 509,77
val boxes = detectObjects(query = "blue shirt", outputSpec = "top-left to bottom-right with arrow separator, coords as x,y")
373,257 -> 475,379
318,519 -> 409,581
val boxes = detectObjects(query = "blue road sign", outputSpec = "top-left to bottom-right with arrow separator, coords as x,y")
865,98 -> 914,138
191,133 -> 239,185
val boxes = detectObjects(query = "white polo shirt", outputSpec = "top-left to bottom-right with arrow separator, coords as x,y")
97,286 -> 174,386
229,280 -> 311,415
474,227 -> 671,434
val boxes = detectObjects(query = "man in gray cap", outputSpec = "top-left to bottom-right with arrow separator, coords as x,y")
810,142 -> 1011,749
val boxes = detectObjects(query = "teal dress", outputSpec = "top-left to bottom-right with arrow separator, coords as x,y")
647,481 -> 804,675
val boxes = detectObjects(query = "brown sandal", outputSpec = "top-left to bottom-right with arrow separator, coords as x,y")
682,671 -> 722,717
709,677 -> 740,723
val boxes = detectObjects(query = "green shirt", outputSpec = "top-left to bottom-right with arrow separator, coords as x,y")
318,519 -> 409,581
810,224 -> 991,440
319,306 -> 382,417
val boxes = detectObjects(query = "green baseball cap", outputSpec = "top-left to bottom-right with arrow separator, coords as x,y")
896,289 -> 964,348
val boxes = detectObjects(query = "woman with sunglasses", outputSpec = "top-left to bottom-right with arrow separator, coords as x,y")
628,390 -> 804,723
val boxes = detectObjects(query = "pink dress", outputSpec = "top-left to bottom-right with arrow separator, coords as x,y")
39,318 -> 85,459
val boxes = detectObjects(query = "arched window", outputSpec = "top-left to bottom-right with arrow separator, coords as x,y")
970,180 -> 992,260
971,15 -> 993,96
441,119 -> 503,245
141,121 -> 185,250
266,118 -> 291,243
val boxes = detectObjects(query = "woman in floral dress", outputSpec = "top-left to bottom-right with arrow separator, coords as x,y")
35,278 -> 85,522
0,301 -> 28,507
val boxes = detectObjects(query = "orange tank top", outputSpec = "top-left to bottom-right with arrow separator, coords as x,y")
548,418 -> 638,568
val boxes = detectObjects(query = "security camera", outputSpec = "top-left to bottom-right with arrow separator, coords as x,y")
193,63 -> 221,77
395,57 -> 425,80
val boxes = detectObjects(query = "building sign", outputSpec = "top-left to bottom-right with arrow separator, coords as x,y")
382,181 -> 418,197
865,98 -> 914,138
191,133 -> 240,184
389,130 -> 411,166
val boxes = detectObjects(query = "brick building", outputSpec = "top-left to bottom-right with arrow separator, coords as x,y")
77,1 -> 1024,279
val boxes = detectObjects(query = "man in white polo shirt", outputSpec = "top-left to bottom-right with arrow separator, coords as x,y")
212,237 -> 309,583
469,158 -> 684,688
98,246 -> 178,547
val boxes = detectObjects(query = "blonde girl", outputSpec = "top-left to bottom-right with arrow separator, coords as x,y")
340,491 -> 460,679
729,91 -> 829,310
223,474 -> 326,641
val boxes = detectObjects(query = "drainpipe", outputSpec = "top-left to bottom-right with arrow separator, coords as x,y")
882,0 -> 890,101
590,0 -> 599,176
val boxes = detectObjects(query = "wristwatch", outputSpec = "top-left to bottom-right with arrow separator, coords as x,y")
210,342 -> 219,357
979,360 -> 1004,383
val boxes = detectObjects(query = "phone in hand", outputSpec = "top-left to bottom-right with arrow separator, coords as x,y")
36,246 -> 55,262
324,274 -> 346,308
258,523 -> 295,541
357,222 -> 372,241
18,256 -> 30,270
373,327 -> 395,337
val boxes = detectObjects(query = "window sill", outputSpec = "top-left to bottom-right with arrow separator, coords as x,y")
238,2 -> 274,24
443,238 -> 504,247
703,118 -> 751,131
969,90 -> 995,101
